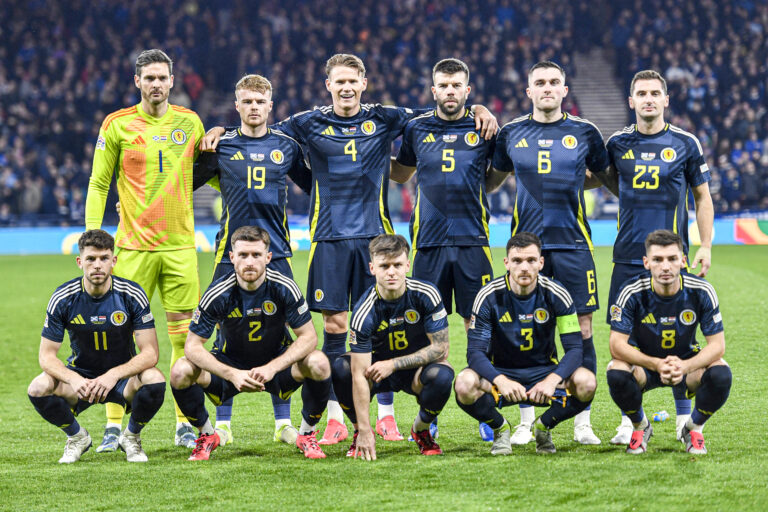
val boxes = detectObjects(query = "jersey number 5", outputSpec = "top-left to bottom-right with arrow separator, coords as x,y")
442,149 -> 455,172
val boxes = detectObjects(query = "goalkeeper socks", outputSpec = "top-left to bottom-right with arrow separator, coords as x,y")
106,401 -> 125,427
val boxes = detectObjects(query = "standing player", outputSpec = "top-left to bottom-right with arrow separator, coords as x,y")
170,226 -> 331,460
192,74 -> 312,446
332,235 -> 453,460
28,230 -> 165,463
454,232 -> 596,455
391,57 -> 495,441
603,70 -> 715,444
491,61 -> 608,445
204,53 -> 497,444
607,230 -> 730,454
85,49 -> 205,450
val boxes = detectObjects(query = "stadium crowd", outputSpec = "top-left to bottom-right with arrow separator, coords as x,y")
0,0 -> 765,226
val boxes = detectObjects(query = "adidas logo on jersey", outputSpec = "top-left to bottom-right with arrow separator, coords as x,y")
71,314 -> 85,325
422,133 -> 436,143
515,138 -> 528,148
585,295 -> 597,307
322,126 -> 336,136
500,312 -> 513,322
228,308 -> 242,318
377,320 -> 389,332
621,149 -> 635,160
230,151 -> 245,160
641,313 -> 656,324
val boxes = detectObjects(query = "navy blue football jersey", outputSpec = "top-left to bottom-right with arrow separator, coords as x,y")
467,274 -> 582,382
42,276 -> 155,375
275,104 -> 424,241
396,110 -> 495,248
607,124 -> 711,265
610,273 -> 723,359
492,113 -> 610,250
190,269 -> 312,368
348,278 -> 448,362
195,128 -> 311,263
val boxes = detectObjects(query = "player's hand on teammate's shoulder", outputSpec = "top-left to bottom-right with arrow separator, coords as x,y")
472,104 -> 499,140
691,246 -> 712,277
230,368 -> 263,392
200,127 -> 226,152
355,428 -> 377,461
364,360 -> 395,383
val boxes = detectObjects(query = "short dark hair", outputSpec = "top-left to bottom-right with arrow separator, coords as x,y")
644,229 -> 683,253
325,53 -> 366,78
506,232 -> 542,254
369,234 -> 410,260
432,58 -> 470,83
528,60 -> 566,82
231,226 -> 271,250
135,49 -> 173,77
78,229 -> 114,253
630,69 -> 668,95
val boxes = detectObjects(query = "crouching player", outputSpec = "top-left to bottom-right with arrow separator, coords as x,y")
28,229 -> 165,463
332,235 -> 453,460
607,230 -> 730,455
454,232 -> 596,454
170,226 -> 331,460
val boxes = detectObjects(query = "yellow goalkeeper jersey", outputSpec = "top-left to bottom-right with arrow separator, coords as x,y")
85,103 -> 205,251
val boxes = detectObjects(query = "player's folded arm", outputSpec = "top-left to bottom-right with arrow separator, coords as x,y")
466,332 -> 501,383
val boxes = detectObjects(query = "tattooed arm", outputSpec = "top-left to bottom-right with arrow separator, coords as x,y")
364,327 -> 450,383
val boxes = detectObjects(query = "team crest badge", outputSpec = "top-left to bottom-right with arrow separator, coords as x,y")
171,129 -> 187,145
661,147 -> 677,162
110,310 -> 127,326
464,132 -> 479,146
263,301 -> 277,315
534,308 -> 550,323
561,135 -> 578,149
314,289 -> 324,302
361,121 -> 376,135
405,309 -> 421,324
270,150 -> 284,164
610,305 -> 622,322
679,309 -> 696,325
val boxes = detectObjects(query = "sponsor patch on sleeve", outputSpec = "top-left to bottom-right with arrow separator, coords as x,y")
192,308 -> 201,324
700,163 -> 709,173
469,314 -> 476,329
44,315 -> 49,328
432,308 -> 447,321
96,135 -> 106,150
610,305 -> 622,322
712,312 -> 722,323
297,300 -> 309,315
141,313 -> 154,324
349,330 -> 357,345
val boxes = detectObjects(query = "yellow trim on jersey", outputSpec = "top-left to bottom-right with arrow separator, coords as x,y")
308,242 -> 318,269
412,189 -> 421,249
479,186 -> 490,240
483,246 -> 493,266
380,175 -> 394,234
576,191 -> 594,253
285,257 -> 293,270
556,313 -> 580,334
214,206 -> 230,267
511,195 -> 519,236
309,180 -> 320,241
282,198 -> 290,249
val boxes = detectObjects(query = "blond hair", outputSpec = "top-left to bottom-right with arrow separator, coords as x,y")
235,74 -> 273,98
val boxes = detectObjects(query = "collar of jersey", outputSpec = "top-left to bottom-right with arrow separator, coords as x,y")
374,284 -> 404,303
136,103 -> 173,124
432,109 -> 471,123
528,112 -> 568,127
237,127 -> 272,140
634,123 -> 669,139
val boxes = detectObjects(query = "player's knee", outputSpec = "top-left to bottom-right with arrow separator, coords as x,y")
331,355 -> 352,384
420,363 -> 454,391
702,365 -> 732,391
140,367 -> 166,385
453,370 -> 479,404
170,358 -> 195,388
606,368 -> 634,392
27,373 -> 54,397
139,381 -> 166,403
304,350 -> 331,380
571,369 -> 596,401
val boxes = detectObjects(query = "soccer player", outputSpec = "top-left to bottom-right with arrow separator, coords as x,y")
454,232 -> 596,455
192,74 -> 312,446
603,70 -> 715,444
331,234 -> 453,460
203,53 -> 497,444
607,230 -> 730,455
390,57 -> 496,441
170,226 -> 331,460
85,49 -> 205,450
490,61 -> 608,445
28,229 -> 165,463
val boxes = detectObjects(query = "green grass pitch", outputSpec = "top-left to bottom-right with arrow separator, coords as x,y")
1,246 -> 767,511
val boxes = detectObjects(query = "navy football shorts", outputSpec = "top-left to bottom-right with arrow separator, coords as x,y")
606,262 -> 645,324
69,366 -> 130,415
307,238 -> 374,312
541,249 -> 598,314
412,245 -> 493,318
